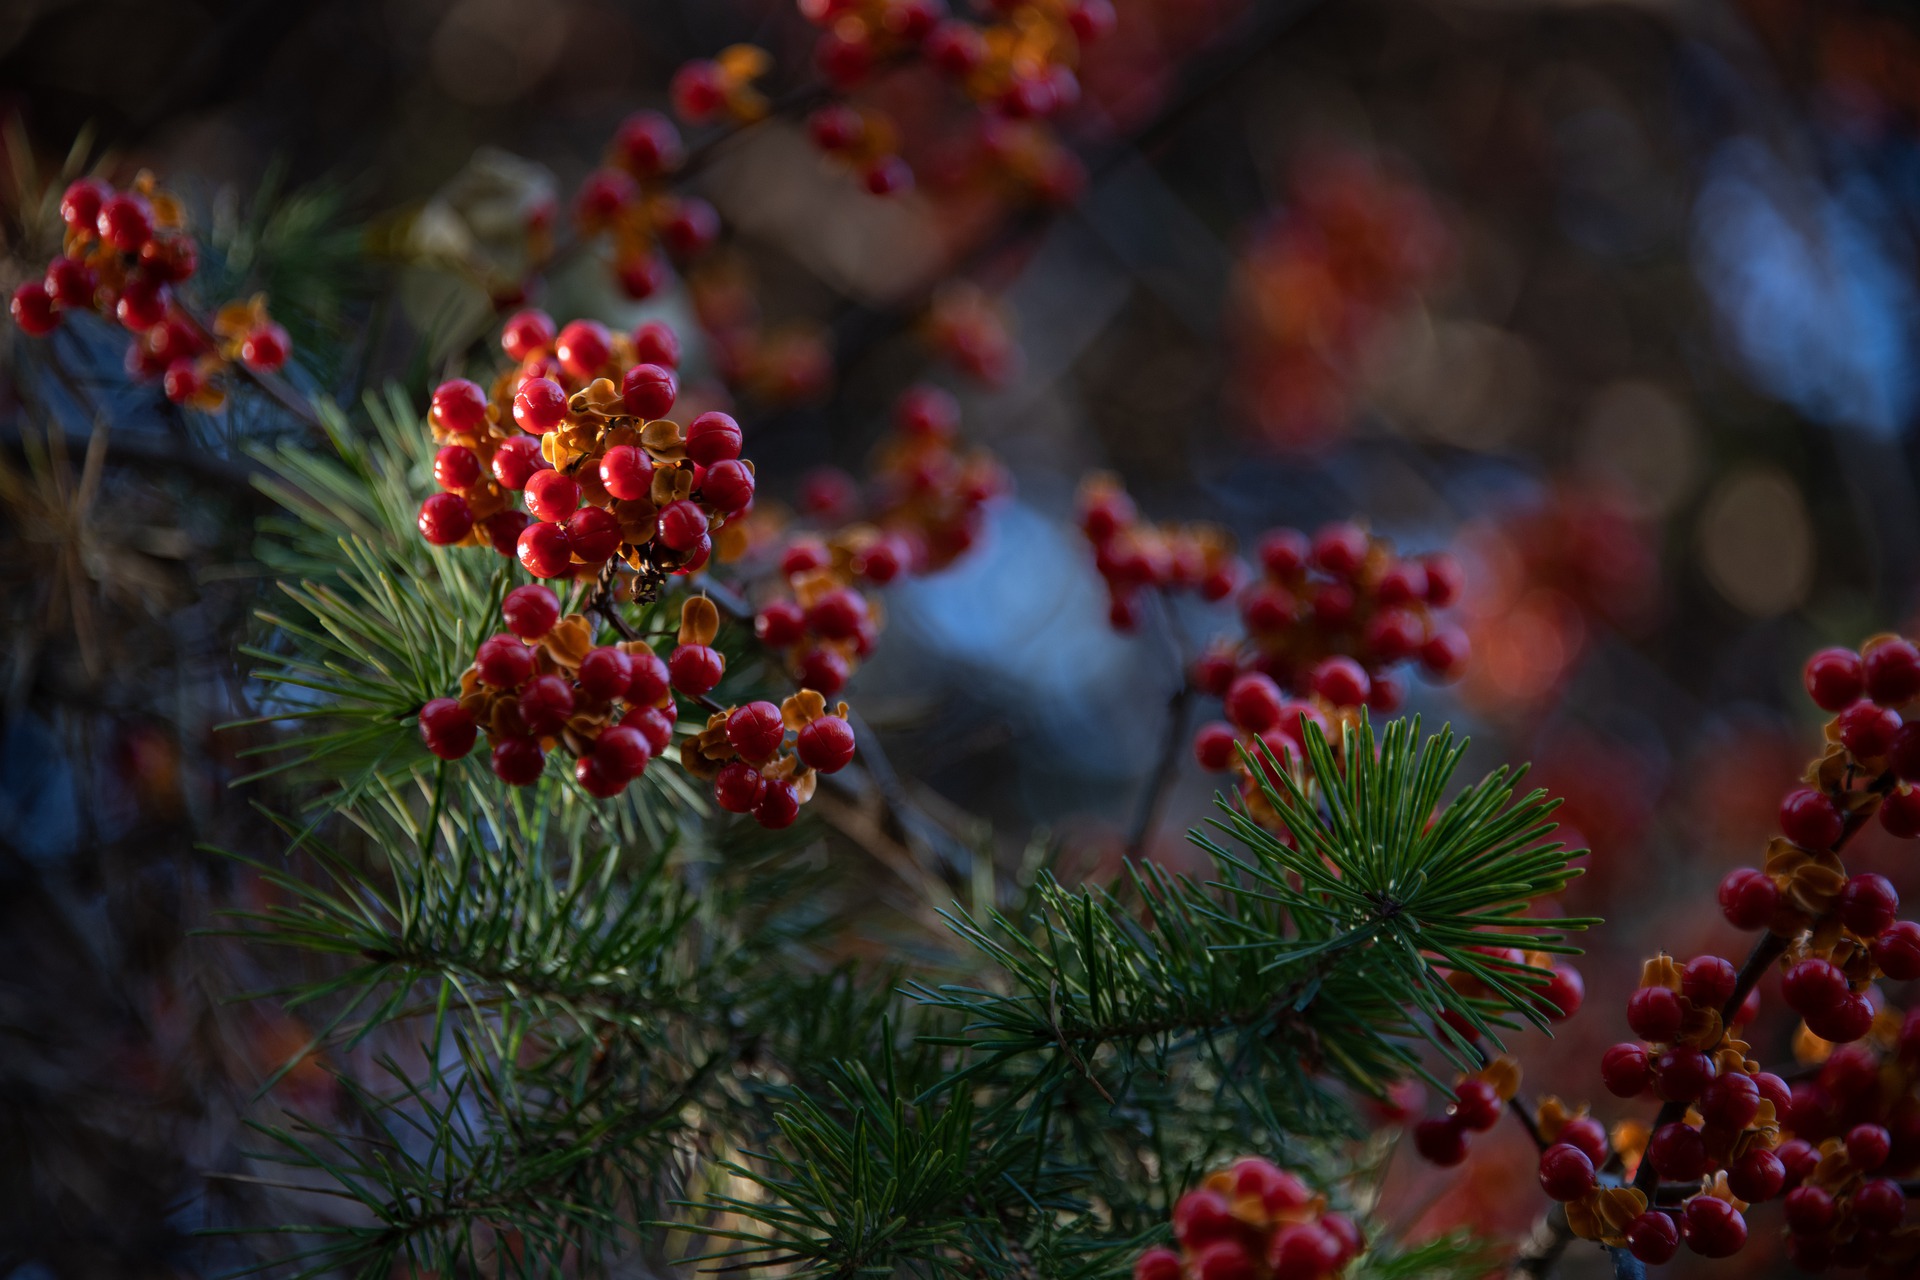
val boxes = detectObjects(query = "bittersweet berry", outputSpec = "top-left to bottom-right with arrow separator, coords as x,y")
501,584 -> 560,639
726,702 -> 786,763
513,377 -> 569,433
755,600 -> 805,648
622,363 -> 677,418
491,736 -> 546,786
1310,523 -> 1368,578
1625,1212 -> 1678,1265
658,500 -> 708,551
1412,1116 -> 1468,1167
1782,957 -> 1849,1017
1419,627 -> 1470,681
1701,1072 -> 1760,1130
1780,787 -> 1844,849
1881,784 -> 1920,838
162,361 -> 203,404
525,469 -> 581,523
1840,873 -> 1900,935
754,781 -> 800,829
714,761 -> 765,813
807,588 -> 867,642
1648,1122 -> 1708,1181
576,646 -> 633,701
701,459 -> 755,513
1727,1148 -> 1785,1203
239,323 -> 290,373
1681,955 -> 1738,1010
796,715 -> 856,773
435,445 -> 483,492
669,644 -> 723,696
595,445 -> 650,501
660,198 -> 718,256
1267,1224 -> 1341,1280
632,319 -> 681,368
565,506 -> 623,563
517,521 -> 573,578
1193,723 -> 1237,772
1537,1144 -> 1595,1202
1450,1079 -> 1502,1132
484,510 -> 528,557
492,436 -> 544,489
432,379 -> 489,433
43,257 -> 95,309
1854,1177 -> 1906,1230
419,698 -> 477,759
59,178 -> 108,231
11,281 -> 59,335
1309,656 -> 1369,707
1872,920 -> 1920,979
575,751 -> 628,798
1718,867 -> 1779,929
797,648 -> 848,694
1654,1047 -> 1715,1102
555,320 -> 612,381
1681,1197 -> 1745,1259
418,492 -> 474,545
1805,991 -> 1874,1043
518,674 -> 575,737
1866,638 -> 1920,705
1224,673 -> 1285,733
1805,646 -> 1866,711
115,278 -> 168,331
501,309 -> 556,361
1626,985 -> 1683,1041
476,634 -> 534,689
1541,965 -> 1584,1019
1838,700 -> 1902,758
626,651 -> 671,706
686,411 -> 743,466
97,193 -> 153,252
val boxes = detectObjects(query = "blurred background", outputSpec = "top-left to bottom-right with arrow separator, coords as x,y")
3,0 -> 1919,1276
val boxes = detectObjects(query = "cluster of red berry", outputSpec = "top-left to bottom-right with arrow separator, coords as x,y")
573,109 -> 719,302
1230,152 -> 1447,452
417,312 -> 753,591
750,383 -> 1005,695
9,172 -> 290,407
1077,472 -> 1240,630
1134,1158 -> 1363,1280
669,44 -> 776,128
924,283 -> 1020,386
686,256 -> 836,406
681,688 -> 858,828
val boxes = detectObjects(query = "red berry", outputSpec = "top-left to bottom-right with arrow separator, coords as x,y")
669,644 -> 724,696
1848,1123 -> 1892,1171
701,459 -> 755,513
755,600 -> 806,648
715,761 -> 766,813
565,506 -> 623,563
854,536 -> 905,585
1785,1184 -> 1835,1233
1867,639 -> 1920,705
1777,1138 -> 1818,1190
516,520 -> 573,578
114,277 -> 169,331
1412,1116 -> 1469,1167
624,650 -> 671,706
754,781 -> 800,829
1701,1072 -> 1760,1130
1309,656 -> 1370,707
1654,1047 -> 1716,1102
97,194 -> 153,252
1648,1122 -> 1708,1180
491,737 -> 546,786
658,500 -> 708,551
797,648 -> 849,694
1419,627 -> 1470,682
239,323 -> 290,372
59,178 -> 109,232
1133,1248 -> 1181,1280
597,444 -> 652,501
1718,867 -> 1779,930
1853,1177 -> 1906,1230
1872,920 -> 1920,980
518,674 -> 575,737
501,309 -> 556,361
162,360 -> 204,404
1255,528 -> 1307,577
1681,1197 -> 1745,1259
482,511 -> 525,555
614,110 -> 683,177
1067,0 -> 1117,42
1421,553 -> 1465,606
1363,609 -> 1423,663
1728,1148 -> 1785,1203
1542,965 -> 1584,1020
632,320 -> 681,368
1266,1224 -> 1340,1280
593,724 -> 651,782
726,702 -> 786,763
660,197 -> 719,257
1626,985 -> 1683,1042
1806,646 -> 1866,711
862,157 -> 913,196
1882,784 -> 1920,838
525,469 -> 580,523
1840,699 -> 1903,758
1193,723 -> 1238,772
1451,1078 -> 1502,1132
1625,1211 -> 1678,1265
1374,561 -> 1427,606
419,698 -> 477,759
418,492 -> 473,545
492,436 -> 545,490
796,715 -> 856,774
1782,957 -> 1849,1017
575,167 -> 637,228
44,256 -> 97,309
1805,991 -> 1875,1043
476,634 -> 534,688
1780,787 -> 1844,849
807,588 -> 868,642
513,377 -> 569,433
432,379 -> 489,433
10,282 -> 57,335
578,647 -> 634,701
1681,955 -> 1738,1011
1558,1116 -> 1608,1166
621,363 -> 677,418
1239,585 -> 1297,633
1841,874 -> 1900,936
925,20 -> 985,75
435,445 -> 483,492
555,320 -> 612,381
686,411 -> 743,466
502,584 -> 561,639
1537,1143 -> 1595,1202
1224,673 -> 1285,733
574,750 -> 628,798
1311,522 -> 1369,578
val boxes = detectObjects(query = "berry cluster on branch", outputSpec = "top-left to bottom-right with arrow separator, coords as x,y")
1136,1159 -> 1364,1280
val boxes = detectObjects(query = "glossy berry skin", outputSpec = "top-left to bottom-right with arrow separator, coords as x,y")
59,178 -> 109,231
115,278 -> 169,331
162,361 -> 203,404
1780,787 -> 1844,849
502,585 -> 561,639
1419,627 -> 1470,681
1224,673 -> 1285,733
418,493 -> 474,545
419,698 -> 477,759
686,411 -> 742,466
701,459 -> 755,513
431,379 -> 489,433
1267,1223 -> 1341,1280
1840,874 -> 1900,936
491,737 -> 546,786
97,194 -> 154,252
1542,965 -> 1584,1020
1806,991 -> 1874,1043
435,445 -> 483,492
797,648 -> 849,694
754,781 -> 800,830
1537,1144 -> 1595,1202
44,257 -> 96,309
1727,1148 -> 1785,1203
807,589 -> 867,642
657,500 -> 708,551
1626,985 -> 1683,1042
1451,1079 -> 1503,1132
555,320 -> 612,381
1309,656 -> 1370,707
622,363 -> 677,418
240,323 -> 290,372
595,724 -> 652,780
1412,1116 -> 1468,1167
10,282 -> 58,335
1681,955 -> 1738,1011
1681,1198 -> 1745,1259
632,320 -> 681,368
578,647 -> 634,700
1558,1117 -> 1609,1167
1648,1122 -> 1708,1181
565,507 -> 623,563
476,635 -> 534,689
595,444 -> 650,502
575,751 -> 628,798
484,506 -> 529,557
516,521 -> 573,578
1853,1177 -> 1906,1230
1867,639 -> 1920,705
1718,867 -> 1779,930
1654,1047 -> 1716,1103
755,600 -> 805,648
1701,1073 -> 1760,1130
1310,522 -> 1369,578
1839,700 -> 1902,758
1782,957 -> 1849,1017
1625,1212 -> 1678,1265
513,377 -> 569,433
714,761 -> 766,813
501,310 -> 556,361
1848,1123 -> 1892,1171
1193,723 -> 1238,772
796,715 -> 856,774
669,644 -> 723,696
491,436 -> 544,490
1882,784 -> 1920,838
726,702 -> 786,763
1872,920 -> 1920,980
1785,1184 -> 1835,1233
1805,647 -> 1866,711
626,651 -> 670,707
525,469 -> 581,523
518,674 -> 575,737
